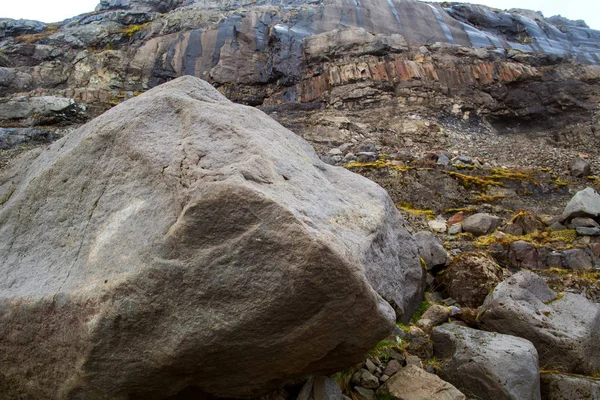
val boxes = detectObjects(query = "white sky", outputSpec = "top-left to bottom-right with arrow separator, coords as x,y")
0,0 -> 598,29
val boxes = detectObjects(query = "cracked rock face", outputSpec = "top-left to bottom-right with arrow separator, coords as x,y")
0,76 -> 423,399
479,270 -> 600,375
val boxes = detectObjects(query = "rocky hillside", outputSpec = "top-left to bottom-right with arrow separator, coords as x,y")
1,0 -> 600,173
1,1 -> 600,399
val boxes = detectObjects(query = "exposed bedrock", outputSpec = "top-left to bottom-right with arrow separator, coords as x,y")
0,76 -> 424,399
0,0 -> 598,143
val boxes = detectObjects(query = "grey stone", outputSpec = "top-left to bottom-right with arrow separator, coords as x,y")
562,248 -> 594,269
356,152 -> 377,161
540,373 -> 600,400
364,359 -> 377,374
448,223 -> 462,235
437,154 -> 451,165
298,378 -> 315,400
96,0 -> 180,12
576,226 -> 600,236
502,223 -> 524,236
416,304 -> 450,332
569,217 -> 600,229
377,365 -> 466,400
414,231 -> 448,270
479,270 -> 600,375
360,370 -> 380,389
547,251 -> 564,268
570,158 -> 591,178
462,213 -> 501,236
0,18 -> 46,38
313,376 -> 344,400
433,324 -> 541,400
0,128 -> 52,149
425,291 -> 444,303
0,77 -> 424,399
562,187 -> 600,222
384,360 -> 401,377
508,240 -> 548,269
405,355 -> 422,368
0,96 -> 82,126
353,387 -> 375,400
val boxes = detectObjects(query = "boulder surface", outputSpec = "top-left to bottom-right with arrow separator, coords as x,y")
0,76 -> 424,399
562,187 -> 600,221
433,324 -> 541,400
377,365 -> 466,400
479,270 -> 600,375
461,213 -> 501,236
540,373 -> 600,400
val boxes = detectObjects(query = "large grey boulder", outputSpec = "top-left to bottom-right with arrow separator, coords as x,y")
562,187 -> 600,222
432,324 -> 541,400
479,270 -> 600,375
377,365 -> 466,400
0,76 -> 424,399
414,231 -> 448,270
461,213 -> 501,236
540,373 -> 600,400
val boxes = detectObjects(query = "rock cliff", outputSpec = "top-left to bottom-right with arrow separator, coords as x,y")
1,0 -> 599,137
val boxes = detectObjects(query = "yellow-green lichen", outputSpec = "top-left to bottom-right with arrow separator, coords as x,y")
397,202 -> 435,219
442,170 -> 503,189
122,22 -> 150,37
474,229 -> 577,248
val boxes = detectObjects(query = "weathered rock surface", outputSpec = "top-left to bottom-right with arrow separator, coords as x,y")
298,376 -> 344,400
479,270 -> 600,375
416,304 -> 450,332
96,0 -> 179,13
377,365 -> 466,400
433,324 -> 541,400
508,241 -> 549,270
562,187 -> 600,222
0,76 -> 424,399
441,253 -> 506,307
540,373 -> 600,400
0,96 -> 84,126
0,127 -> 52,149
461,213 -> 501,236
570,158 -> 591,177
562,248 -> 595,270
414,231 -> 447,270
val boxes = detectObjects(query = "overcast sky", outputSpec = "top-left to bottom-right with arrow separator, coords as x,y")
1,0 -> 599,29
